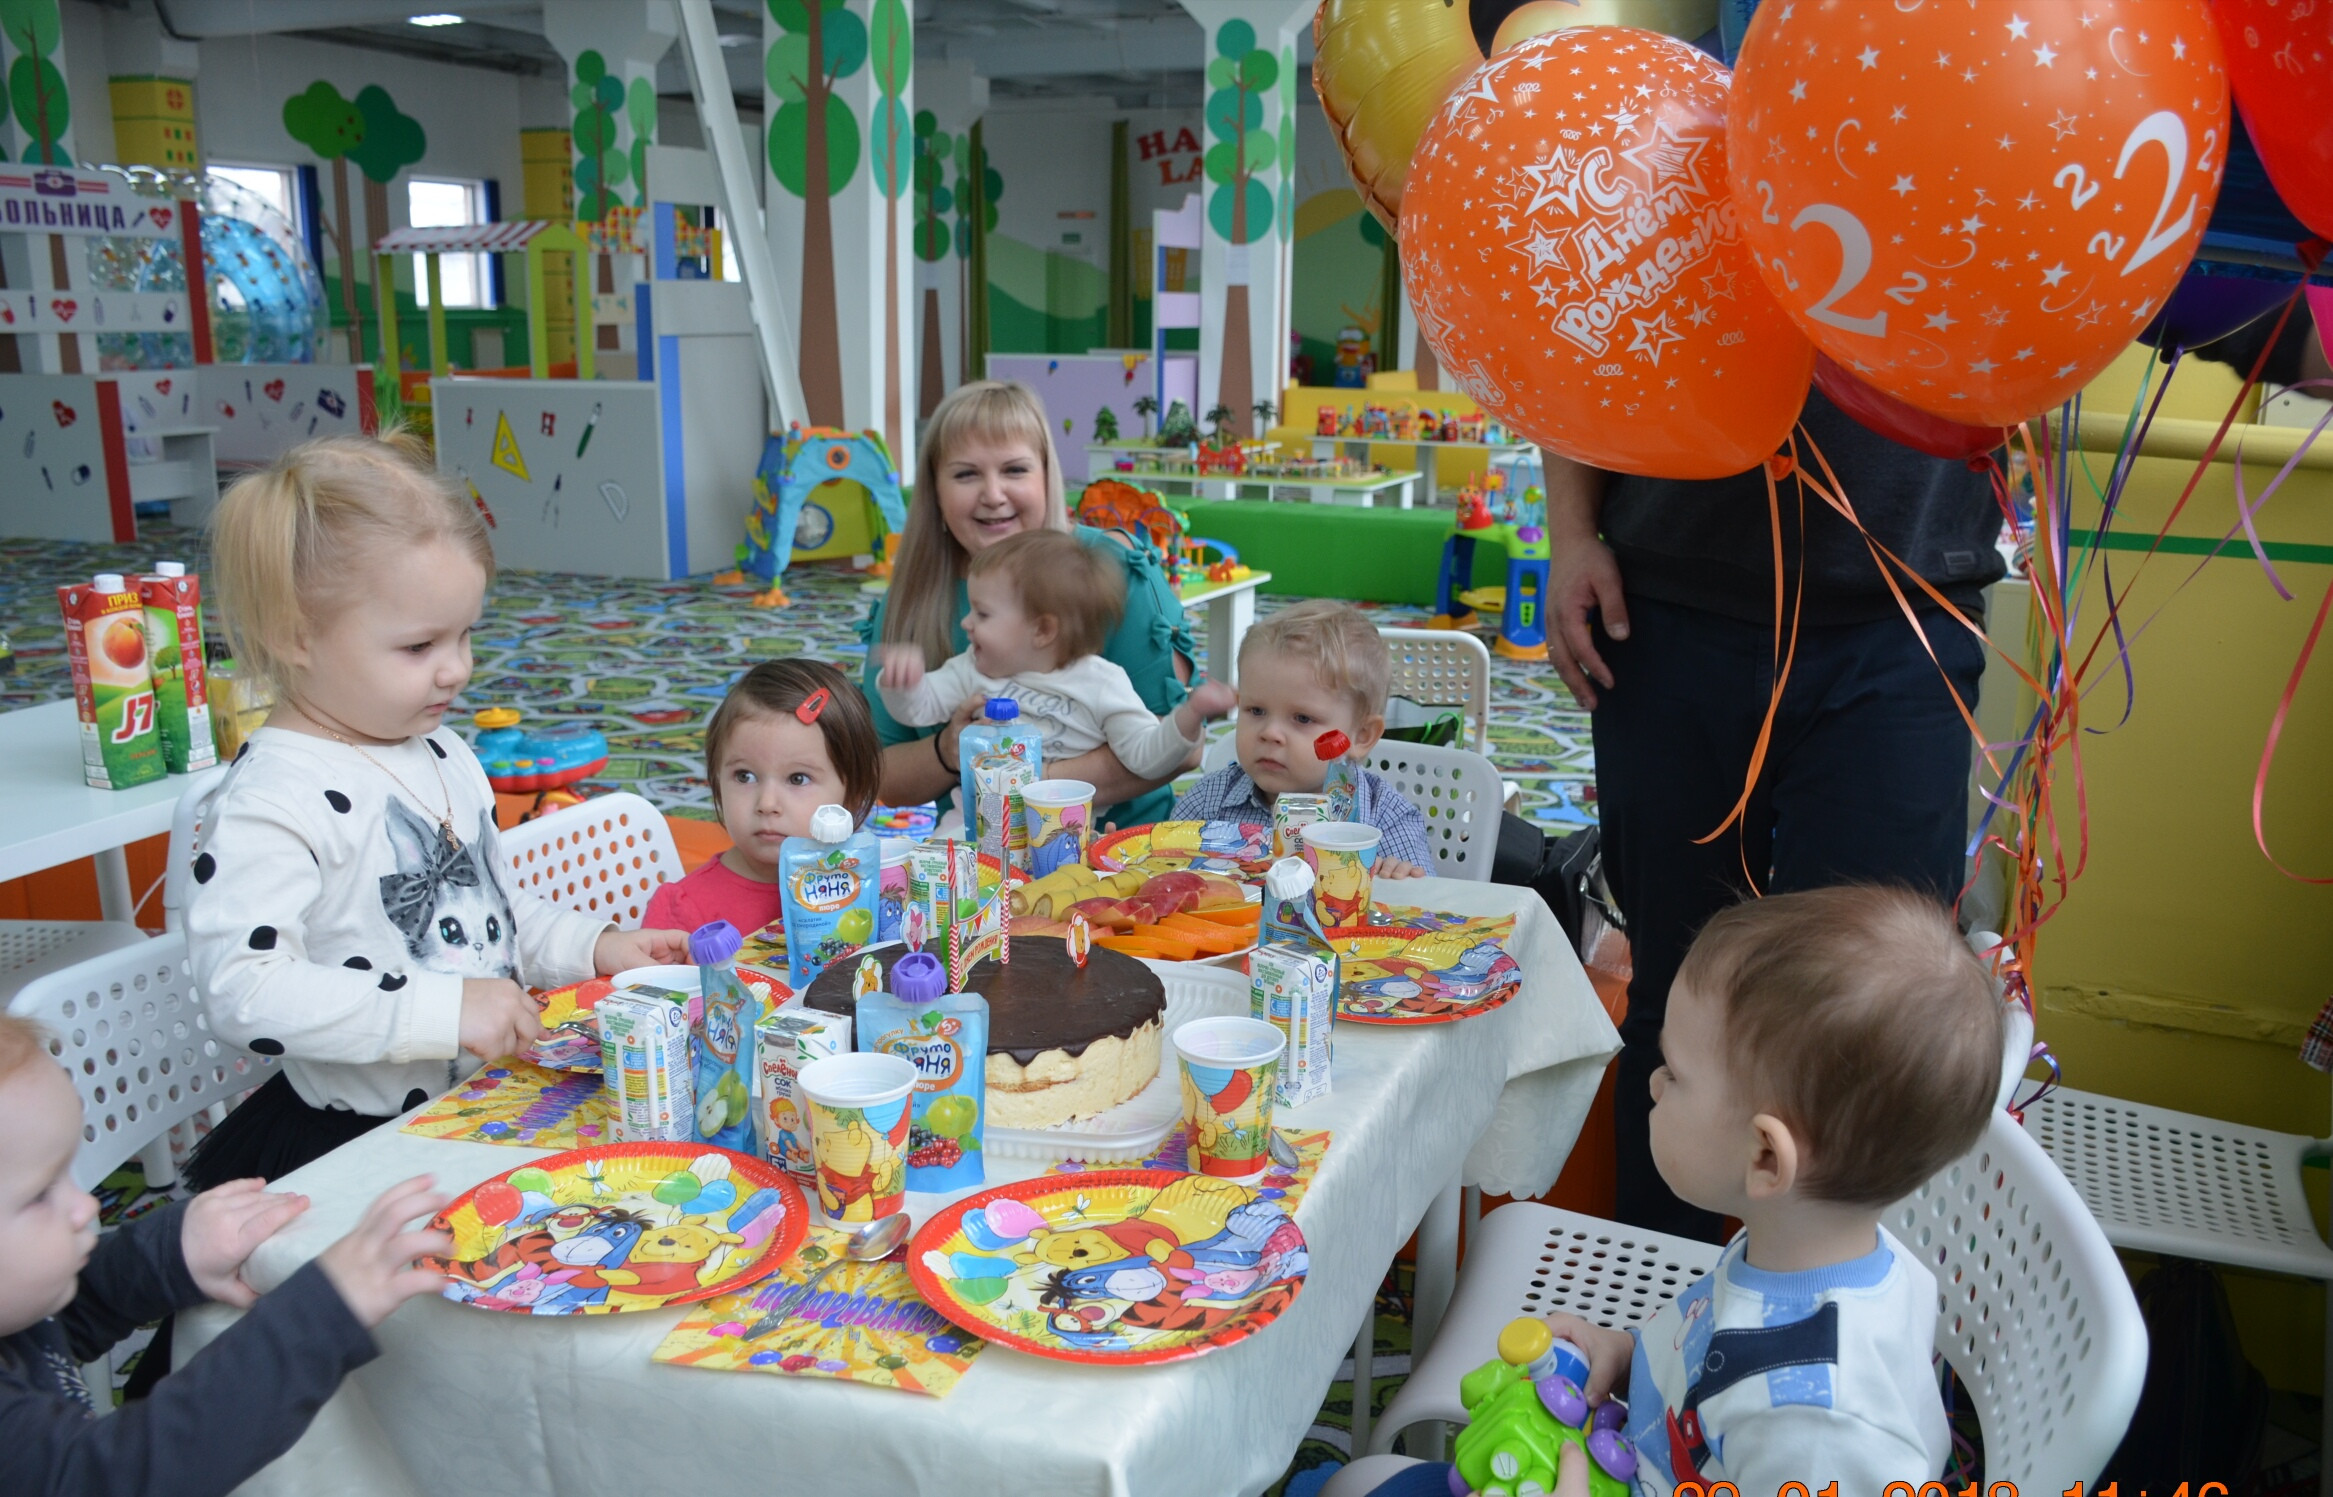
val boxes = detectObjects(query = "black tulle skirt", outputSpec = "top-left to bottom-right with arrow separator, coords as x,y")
181,1072 -> 399,1191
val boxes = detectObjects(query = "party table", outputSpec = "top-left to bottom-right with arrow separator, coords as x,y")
0,699 -> 222,919
181,879 -> 1615,1497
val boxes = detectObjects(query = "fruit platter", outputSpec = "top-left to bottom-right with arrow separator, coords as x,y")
1010,864 -> 1261,962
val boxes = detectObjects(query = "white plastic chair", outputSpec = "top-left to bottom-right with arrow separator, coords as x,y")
1349,1108 -> 2146,1488
1380,627 -> 1491,754
7,932 -> 278,1190
2020,1085 -> 2333,1487
0,920 -> 152,1006
1366,741 -> 1501,882
499,791 -> 684,929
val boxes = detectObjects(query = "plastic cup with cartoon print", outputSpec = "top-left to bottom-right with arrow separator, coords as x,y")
1299,821 -> 1381,929
1019,778 -> 1097,879
1173,1016 -> 1286,1183
796,1052 -> 917,1226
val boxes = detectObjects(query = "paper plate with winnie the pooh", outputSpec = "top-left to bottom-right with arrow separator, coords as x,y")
907,1169 -> 1308,1365
423,1142 -> 806,1316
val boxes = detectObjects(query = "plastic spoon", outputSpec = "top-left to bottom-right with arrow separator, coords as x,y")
1268,1129 -> 1300,1170
743,1212 -> 912,1339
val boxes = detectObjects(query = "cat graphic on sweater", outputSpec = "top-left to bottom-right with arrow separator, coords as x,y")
379,799 -> 519,978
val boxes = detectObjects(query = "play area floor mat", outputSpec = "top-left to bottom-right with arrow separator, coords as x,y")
0,529 -> 1597,835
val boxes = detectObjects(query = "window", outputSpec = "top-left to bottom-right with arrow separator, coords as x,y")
210,163 -> 299,233
407,176 -> 493,309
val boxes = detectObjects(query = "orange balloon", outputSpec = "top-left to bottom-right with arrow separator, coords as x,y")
1402,27 -> 1814,479
1728,0 -> 2229,427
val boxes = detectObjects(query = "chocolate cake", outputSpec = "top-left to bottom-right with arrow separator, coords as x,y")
802,939 -> 1167,1129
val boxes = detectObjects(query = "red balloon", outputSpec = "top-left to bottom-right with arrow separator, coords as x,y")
1215,1066 -> 1254,1113
2211,0 -> 2333,241
472,1181 -> 522,1226
1729,0 -> 2228,427
1402,27 -> 1814,478
1810,354 -> 2007,462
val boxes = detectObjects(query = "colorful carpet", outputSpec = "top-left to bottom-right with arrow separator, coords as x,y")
1,525 -> 1597,831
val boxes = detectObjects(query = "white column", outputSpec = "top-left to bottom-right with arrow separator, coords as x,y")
825,0 -> 915,469
1176,0 -> 1320,438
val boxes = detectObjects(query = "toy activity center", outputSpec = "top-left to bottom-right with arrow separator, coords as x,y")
1,1 -> 2331,1494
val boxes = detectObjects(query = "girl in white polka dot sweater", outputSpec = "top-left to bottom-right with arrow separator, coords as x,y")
181,432 -> 687,1185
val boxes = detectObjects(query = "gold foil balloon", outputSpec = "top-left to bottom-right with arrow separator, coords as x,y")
1313,0 -> 1720,232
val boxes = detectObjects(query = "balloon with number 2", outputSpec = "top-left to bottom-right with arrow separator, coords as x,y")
1728,0 -> 2228,428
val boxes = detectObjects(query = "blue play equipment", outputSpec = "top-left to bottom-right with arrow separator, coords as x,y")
735,424 -> 911,603
1430,472 -> 1552,662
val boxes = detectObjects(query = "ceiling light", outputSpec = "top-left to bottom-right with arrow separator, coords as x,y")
407,13 -> 464,26
718,31 -> 752,47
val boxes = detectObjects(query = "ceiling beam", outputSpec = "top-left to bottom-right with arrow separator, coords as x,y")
922,12 -> 1201,79
155,0 -> 539,38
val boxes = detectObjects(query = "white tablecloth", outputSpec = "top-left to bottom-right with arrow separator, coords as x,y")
183,879 -> 1617,1497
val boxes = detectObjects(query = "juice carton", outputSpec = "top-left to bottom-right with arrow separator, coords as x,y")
136,562 -> 215,774
878,837 -> 912,943
688,920 -> 763,1150
1251,942 -> 1336,1107
57,575 -> 166,790
1272,792 -> 1332,859
755,1006 -> 852,1175
598,984 -> 696,1142
854,949 -> 987,1191
958,698 -> 1044,872
777,803 -> 880,989
907,838 -> 983,948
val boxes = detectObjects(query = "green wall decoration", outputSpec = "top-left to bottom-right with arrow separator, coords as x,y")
0,0 -> 67,165
869,0 -> 910,452
1204,18 -> 1277,436
284,80 -> 374,357
767,0 -> 867,426
913,109 -> 952,417
350,85 -> 424,183
571,50 -> 627,221
627,75 -> 657,206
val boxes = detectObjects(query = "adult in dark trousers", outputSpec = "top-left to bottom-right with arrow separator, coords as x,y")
1547,386 -> 2003,1240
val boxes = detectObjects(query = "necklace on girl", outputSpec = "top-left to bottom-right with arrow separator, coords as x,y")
327,729 -> 461,848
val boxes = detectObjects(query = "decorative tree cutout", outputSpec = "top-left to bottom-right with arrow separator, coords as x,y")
913,109 -> 953,418
870,0 -> 911,455
626,75 -> 657,207
0,0 -> 67,165
350,85 -> 425,366
1204,19 -> 1277,439
768,0 -> 866,427
284,80 -> 370,355
571,50 -> 628,222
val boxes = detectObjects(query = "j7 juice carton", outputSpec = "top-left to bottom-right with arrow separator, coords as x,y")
137,563 -> 215,774
597,984 -> 696,1143
756,1007 -> 852,1176
1251,943 -> 1336,1107
57,575 -> 166,790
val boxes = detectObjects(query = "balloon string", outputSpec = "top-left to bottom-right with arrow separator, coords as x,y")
2230,389 -> 2333,603
2070,249 -> 2325,691
1694,447 -> 1803,859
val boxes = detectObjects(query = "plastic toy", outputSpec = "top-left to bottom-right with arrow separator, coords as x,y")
1157,400 -> 1200,448
1076,477 -> 1188,565
1451,1316 -> 1634,1497
1362,402 -> 1392,438
1432,476 -> 1552,661
733,424 -> 911,606
1178,536 -> 1252,584
471,708 -> 609,800
1333,326 -> 1373,388
1315,404 -> 1343,438
1093,406 -> 1120,444
1197,440 -> 1248,477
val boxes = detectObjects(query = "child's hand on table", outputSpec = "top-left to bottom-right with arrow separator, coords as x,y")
1540,1311 -> 1634,1403
317,1176 -> 453,1329
459,978 -> 542,1060
182,1178 -> 312,1308
1376,857 -> 1428,880
876,644 -> 926,692
594,926 -> 690,973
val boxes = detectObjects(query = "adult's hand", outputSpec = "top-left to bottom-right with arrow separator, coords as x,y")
873,696 -> 988,807
1544,455 -> 1626,711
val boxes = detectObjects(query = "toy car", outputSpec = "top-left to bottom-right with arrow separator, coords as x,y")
471,708 -> 609,794
1452,1317 -> 1636,1497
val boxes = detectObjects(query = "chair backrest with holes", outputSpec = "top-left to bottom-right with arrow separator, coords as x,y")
161,773 -> 219,931
1364,740 -> 1502,881
1378,627 -> 1491,753
7,933 -> 278,1189
500,791 -> 685,930
1887,1109 -> 2148,1488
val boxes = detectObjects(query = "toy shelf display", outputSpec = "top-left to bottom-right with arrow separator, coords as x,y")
1311,398 -> 1534,511
1089,440 -> 1423,509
